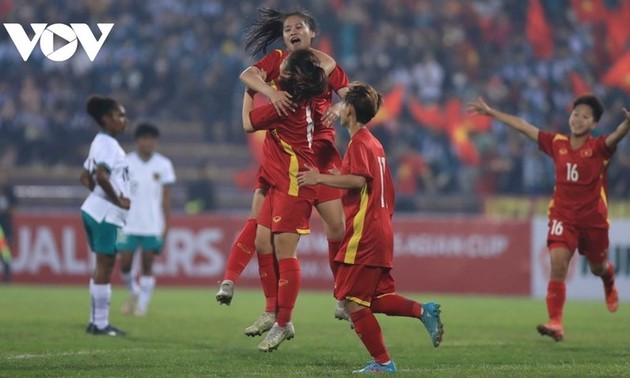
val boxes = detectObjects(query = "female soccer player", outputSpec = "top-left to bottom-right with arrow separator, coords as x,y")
468,96 -> 630,342
242,48 -> 328,352
298,82 -> 444,374
216,7 -> 351,329
118,123 -> 176,317
80,95 -> 130,336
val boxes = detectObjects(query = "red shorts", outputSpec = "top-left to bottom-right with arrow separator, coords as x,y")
257,188 -> 314,234
314,141 -> 343,205
547,219 -> 609,264
334,263 -> 396,307
255,166 -> 271,191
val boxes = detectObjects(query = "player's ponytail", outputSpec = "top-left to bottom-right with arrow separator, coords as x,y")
86,95 -> 119,127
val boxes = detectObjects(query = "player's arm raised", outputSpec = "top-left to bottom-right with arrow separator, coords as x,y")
605,107 -> 630,149
467,97 -> 539,141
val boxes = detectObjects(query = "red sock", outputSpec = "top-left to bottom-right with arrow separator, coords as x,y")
546,280 -> 566,323
258,253 -> 278,313
327,240 -> 341,277
371,294 -> 422,318
276,258 -> 301,327
602,262 -> 615,291
350,307 -> 390,364
223,218 -> 257,282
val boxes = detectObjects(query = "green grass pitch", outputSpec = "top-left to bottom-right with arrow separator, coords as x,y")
1,285 -> 629,377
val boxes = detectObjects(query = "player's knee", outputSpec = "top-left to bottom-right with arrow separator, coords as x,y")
254,236 -> 272,254
589,263 -> 606,276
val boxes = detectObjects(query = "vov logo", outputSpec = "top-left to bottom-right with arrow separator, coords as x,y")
3,23 -> 114,62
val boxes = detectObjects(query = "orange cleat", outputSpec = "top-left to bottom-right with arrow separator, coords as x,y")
537,321 -> 564,342
605,284 -> 619,313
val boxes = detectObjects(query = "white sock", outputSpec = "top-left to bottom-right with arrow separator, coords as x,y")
137,275 -> 156,312
90,282 -> 111,329
121,271 -> 139,296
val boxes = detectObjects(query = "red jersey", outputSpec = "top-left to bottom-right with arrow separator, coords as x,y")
336,128 -> 395,268
250,102 -> 318,199
538,131 -> 615,228
253,49 -> 350,144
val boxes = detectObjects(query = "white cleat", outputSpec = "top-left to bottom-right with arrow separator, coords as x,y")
215,280 -> 234,306
244,312 -> 276,337
334,300 -> 354,329
257,322 -> 295,352
134,307 -> 147,318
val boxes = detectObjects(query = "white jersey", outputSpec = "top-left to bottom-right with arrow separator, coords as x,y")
80,132 -> 129,226
123,151 -> 176,236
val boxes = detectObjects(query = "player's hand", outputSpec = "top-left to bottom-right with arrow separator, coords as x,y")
297,164 -> 320,187
268,89 -> 294,116
467,97 -> 493,116
117,194 -> 131,210
322,102 -> 343,127
623,107 -> 630,122
327,166 -> 340,176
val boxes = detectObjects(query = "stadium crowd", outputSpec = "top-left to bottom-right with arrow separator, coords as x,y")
1,0 -> 630,205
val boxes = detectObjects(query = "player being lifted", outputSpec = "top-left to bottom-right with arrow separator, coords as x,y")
468,95 -> 630,341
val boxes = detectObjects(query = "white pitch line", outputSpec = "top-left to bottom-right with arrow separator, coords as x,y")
5,348 -> 148,360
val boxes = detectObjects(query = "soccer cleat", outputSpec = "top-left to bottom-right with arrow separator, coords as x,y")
121,293 -> 138,315
605,283 -> 619,313
352,360 -> 397,374
420,302 -> 444,347
536,321 -> 564,342
244,312 -> 276,337
334,300 -> 354,329
216,280 -> 234,306
86,323 -> 127,336
257,322 -> 295,352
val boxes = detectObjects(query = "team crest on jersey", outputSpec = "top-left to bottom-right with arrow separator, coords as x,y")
273,216 -> 282,223
580,149 -> 592,158
559,148 -> 568,155
153,172 -> 161,181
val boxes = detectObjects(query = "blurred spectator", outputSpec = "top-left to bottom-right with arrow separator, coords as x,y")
0,0 -> 629,203
0,169 -> 16,282
185,160 -> 217,214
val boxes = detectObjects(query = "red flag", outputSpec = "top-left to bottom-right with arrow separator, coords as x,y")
606,1 -> 630,60
370,84 -> 404,125
443,99 -> 481,166
526,0 -> 554,59
569,71 -> 591,97
602,51 -> 630,95
408,98 -> 445,130
570,0 -> 607,23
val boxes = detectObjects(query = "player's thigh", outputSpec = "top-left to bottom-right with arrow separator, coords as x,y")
578,227 -> 609,266
315,198 -> 345,241
335,264 -> 382,307
547,218 -> 578,253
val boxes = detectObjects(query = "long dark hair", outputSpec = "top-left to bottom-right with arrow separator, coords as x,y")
278,49 -> 327,103
243,8 -> 317,56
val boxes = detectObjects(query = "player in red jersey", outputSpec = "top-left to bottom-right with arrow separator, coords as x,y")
468,95 -> 630,342
299,82 -> 445,374
216,7 -> 351,328
242,49 -> 328,352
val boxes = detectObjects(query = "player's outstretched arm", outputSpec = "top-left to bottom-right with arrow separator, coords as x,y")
605,107 -> 630,149
298,164 -> 366,190
467,97 -> 539,141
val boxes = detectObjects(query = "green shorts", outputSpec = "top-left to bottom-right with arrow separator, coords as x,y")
116,232 -> 163,254
81,211 -> 121,255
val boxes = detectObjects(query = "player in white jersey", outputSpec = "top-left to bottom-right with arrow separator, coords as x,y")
117,123 -> 176,317
80,95 -> 130,336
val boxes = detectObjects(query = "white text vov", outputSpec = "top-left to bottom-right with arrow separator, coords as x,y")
3,23 -> 114,62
